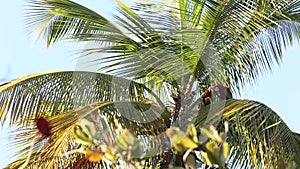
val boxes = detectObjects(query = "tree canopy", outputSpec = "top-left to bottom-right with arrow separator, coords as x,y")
1,0 -> 300,168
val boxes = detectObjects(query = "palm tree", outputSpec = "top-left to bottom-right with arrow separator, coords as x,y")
1,0 -> 300,168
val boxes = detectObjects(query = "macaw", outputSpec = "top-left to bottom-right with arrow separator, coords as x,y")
36,117 -> 51,138
201,85 -> 232,106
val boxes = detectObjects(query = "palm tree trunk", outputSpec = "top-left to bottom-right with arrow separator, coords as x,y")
160,88 -> 185,168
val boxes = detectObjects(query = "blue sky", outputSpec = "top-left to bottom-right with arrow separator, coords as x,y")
0,0 -> 300,168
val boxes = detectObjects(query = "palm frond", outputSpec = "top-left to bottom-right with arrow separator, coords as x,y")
131,0 -> 300,92
5,99 -> 167,168
93,1 -> 197,82
23,1 -> 300,167
5,150 -> 108,169
0,71 -> 170,127
195,99 -> 300,168
26,0 -> 125,46
282,0 -> 300,22
26,0 -> 207,90
26,0 -> 300,92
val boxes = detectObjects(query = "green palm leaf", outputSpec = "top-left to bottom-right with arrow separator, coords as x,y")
11,0 -> 300,168
127,0 -> 300,90
195,99 -> 300,168
26,0 -> 193,86
0,71 -> 170,127
26,0 -> 125,47
5,100 -> 167,168
28,0 -> 300,91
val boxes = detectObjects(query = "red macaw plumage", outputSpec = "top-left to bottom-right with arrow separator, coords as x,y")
202,85 -> 232,105
36,117 -> 51,138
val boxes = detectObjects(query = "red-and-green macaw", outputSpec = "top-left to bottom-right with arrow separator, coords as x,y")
201,85 -> 232,106
36,117 -> 51,138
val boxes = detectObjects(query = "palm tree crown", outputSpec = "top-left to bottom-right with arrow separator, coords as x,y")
1,0 -> 300,168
